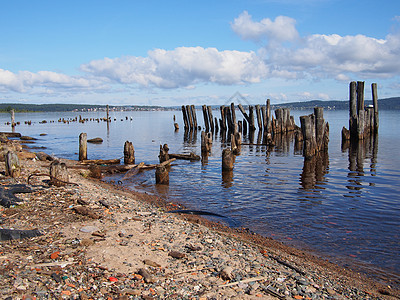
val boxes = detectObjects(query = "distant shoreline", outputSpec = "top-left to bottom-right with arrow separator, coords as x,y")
0,97 -> 399,112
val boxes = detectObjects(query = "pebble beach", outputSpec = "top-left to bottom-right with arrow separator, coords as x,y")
0,138 -> 399,299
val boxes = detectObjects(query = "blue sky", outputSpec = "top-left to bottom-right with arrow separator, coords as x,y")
1,0 -> 399,106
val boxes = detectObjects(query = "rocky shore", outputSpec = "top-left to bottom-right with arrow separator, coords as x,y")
0,141 -> 399,299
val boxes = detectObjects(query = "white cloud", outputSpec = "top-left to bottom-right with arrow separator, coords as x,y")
231,11 -> 299,43
232,11 -> 400,80
0,69 -> 105,93
81,47 -> 269,88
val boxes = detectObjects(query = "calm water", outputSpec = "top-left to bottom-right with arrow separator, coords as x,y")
1,109 -> 399,284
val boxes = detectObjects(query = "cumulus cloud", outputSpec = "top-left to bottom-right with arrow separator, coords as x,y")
0,69 -> 105,93
231,11 -> 299,43
231,11 -> 400,81
81,47 -> 269,88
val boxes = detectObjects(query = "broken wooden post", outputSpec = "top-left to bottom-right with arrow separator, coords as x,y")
181,105 -> 189,130
124,141 -> 135,164
222,148 -> 234,171
243,119 -> 248,135
225,106 -> 233,132
155,165 -> 169,185
79,133 -> 87,161
5,151 -> 20,178
201,131 -> 212,154
248,106 -> 256,131
232,132 -> 242,155
214,117 -> 219,133
220,106 -> 227,131
266,99 -> 271,134
106,105 -> 110,122
159,144 -> 169,163
49,160 -> 69,186
202,105 -> 210,132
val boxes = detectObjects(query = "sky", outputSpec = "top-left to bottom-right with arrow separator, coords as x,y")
1,0 -> 400,106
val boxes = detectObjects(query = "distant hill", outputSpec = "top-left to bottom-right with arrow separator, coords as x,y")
271,97 -> 400,110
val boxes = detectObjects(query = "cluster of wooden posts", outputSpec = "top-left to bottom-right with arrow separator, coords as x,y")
342,81 -> 379,142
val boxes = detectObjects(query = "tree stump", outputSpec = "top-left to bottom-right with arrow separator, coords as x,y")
49,160 -> 69,186
155,165 -> 169,185
124,141 -> 135,164
79,133 -> 87,161
5,151 -> 21,178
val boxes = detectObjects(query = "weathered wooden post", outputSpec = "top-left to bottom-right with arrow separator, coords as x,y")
255,105 -> 262,130
232,132 -> 242,155
300,115 -> 316,159
124,141 -> 135,164
79,133 -> 87,161
243,119 -> 248,135
10,109 -> 16,128
5,151 -> 20,178
181,105 -> 189,130
248,106 -> 256,131
155,165 -> 169,185
190,105 -> 197,129
106,105 -> 110,122
202,105 -> 209,132
214,117 -> 219,133
159,144 -> 169,163
230,103 -> 237,133
222,148 -> 234,171
207,106 -> 214,132
372,83 -> 379,131
225,106 -> 233,132
186,105 -> 193,130
49,160 -> 69,186
220,106 -> 227,131
201,131 -> 212,154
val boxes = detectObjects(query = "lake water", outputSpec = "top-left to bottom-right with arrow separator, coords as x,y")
1,109 -> 399,285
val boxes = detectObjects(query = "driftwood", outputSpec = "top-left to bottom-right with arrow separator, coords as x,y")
0,184 -> 33,208
169,153 -> 200,161
0,132 -> 21,138
80,158 -> 121,165
27,173 -> 79,186
0,228 -> 43,241
87,137 -> 103,143
122,162 -> 145,180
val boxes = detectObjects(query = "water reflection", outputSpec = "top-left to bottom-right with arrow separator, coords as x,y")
343,134 -> 378,193
300,153 -> 329,190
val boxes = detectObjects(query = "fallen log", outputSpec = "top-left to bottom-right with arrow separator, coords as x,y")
122,162 -> 145,180
79,158 -> 120,165
87,137 -> 103,144
169,153 -> 200,161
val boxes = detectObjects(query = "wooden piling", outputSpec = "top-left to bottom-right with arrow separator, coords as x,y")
220,106 -> 227,131
222,148 -> 234,171
106,105 -> 110,122
124,141 -> 135,164
202,105 -> 210,132
79,133 -> 87,161
155,165 -> 169,185
372,83 -> 379,131
186,105 -> 193,130
255,105 -> 262,130
201,131 -> 212,154
181,105 -> 189,130
10,109 -> 16,128
214,117 -> 219,133
230,103 -> 237,133
5,151 -> 20,178
190,105 -> 197,129
225,106 -> 233,132
49,160 -> 69,186
159,144 -> 170,163
248,106 -> 256,131
207,106 -> 214,132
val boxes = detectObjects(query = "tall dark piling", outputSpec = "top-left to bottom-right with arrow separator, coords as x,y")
190,105 -> 197,129
202,105 -> 210,132
222,148 -> 234,171
181,105 -> 189,130
207,106 -> 214,132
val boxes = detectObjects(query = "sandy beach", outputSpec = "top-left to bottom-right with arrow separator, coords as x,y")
0,138 -> 399,299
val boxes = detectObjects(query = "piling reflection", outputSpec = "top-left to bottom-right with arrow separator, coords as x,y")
300,153 -> 329,190
343,134 -> 378,193
222,170 -> 234,188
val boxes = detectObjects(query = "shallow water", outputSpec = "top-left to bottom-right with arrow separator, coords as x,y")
1,109 -> 399,283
